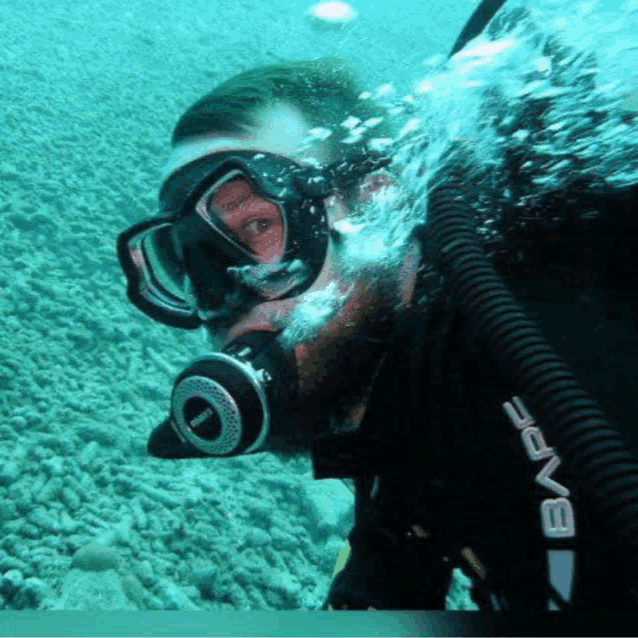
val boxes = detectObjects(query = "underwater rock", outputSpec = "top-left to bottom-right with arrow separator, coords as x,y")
0,461 -> 20,486
70,543 -> 121,572
300,479 -> 353,538
45,570 -> 135,610
12,577 -> 48,609
0,569 -> 24,600
155,577 -> 199,610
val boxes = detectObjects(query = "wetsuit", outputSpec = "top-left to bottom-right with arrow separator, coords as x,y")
322,183 -> 638,611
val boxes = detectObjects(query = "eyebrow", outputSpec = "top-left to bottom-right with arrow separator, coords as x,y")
213,178 -> 252,207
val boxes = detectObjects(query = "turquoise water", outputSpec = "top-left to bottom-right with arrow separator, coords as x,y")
0,0 -> 635,618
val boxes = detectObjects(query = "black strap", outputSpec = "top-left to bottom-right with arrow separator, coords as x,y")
473,575 -> 574,611
448,0 -> 508,58
545,582 -> 573,612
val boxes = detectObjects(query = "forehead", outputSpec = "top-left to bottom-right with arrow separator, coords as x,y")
162,102 -> 331,181
210,174 -> 252,201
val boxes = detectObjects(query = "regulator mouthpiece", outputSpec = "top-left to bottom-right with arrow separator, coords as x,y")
148,331 -> 299,458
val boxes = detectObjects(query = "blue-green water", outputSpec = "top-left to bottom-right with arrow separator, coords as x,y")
0,0 -> 635,621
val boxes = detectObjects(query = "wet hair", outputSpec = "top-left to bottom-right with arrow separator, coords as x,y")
171,57 -> 395,164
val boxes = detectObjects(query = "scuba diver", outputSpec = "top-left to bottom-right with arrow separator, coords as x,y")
117,1 -> 638,612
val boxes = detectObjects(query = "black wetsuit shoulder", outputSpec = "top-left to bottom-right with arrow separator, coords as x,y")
348,208 -> 638,609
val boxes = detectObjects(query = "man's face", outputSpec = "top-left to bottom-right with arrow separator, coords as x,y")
167,102 -> 421,444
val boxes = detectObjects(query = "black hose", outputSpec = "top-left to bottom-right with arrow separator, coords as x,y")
426,169 -> 638,598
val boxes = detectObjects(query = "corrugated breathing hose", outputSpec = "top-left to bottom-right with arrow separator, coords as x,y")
425,169 -> 638,602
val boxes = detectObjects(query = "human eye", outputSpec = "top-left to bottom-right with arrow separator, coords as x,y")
243,218 -> 272,236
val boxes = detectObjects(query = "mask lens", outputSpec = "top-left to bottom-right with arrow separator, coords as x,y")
125,221 -> 194,314
140,225 -> 189,301
195,170 -> 287,264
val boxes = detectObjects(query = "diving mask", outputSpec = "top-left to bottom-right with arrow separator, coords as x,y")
117,149 -> 392,329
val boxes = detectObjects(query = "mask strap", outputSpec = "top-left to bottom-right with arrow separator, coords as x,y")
327,152 -> 394,192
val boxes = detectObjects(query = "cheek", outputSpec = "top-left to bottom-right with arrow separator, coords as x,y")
292,283 -> 393,390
